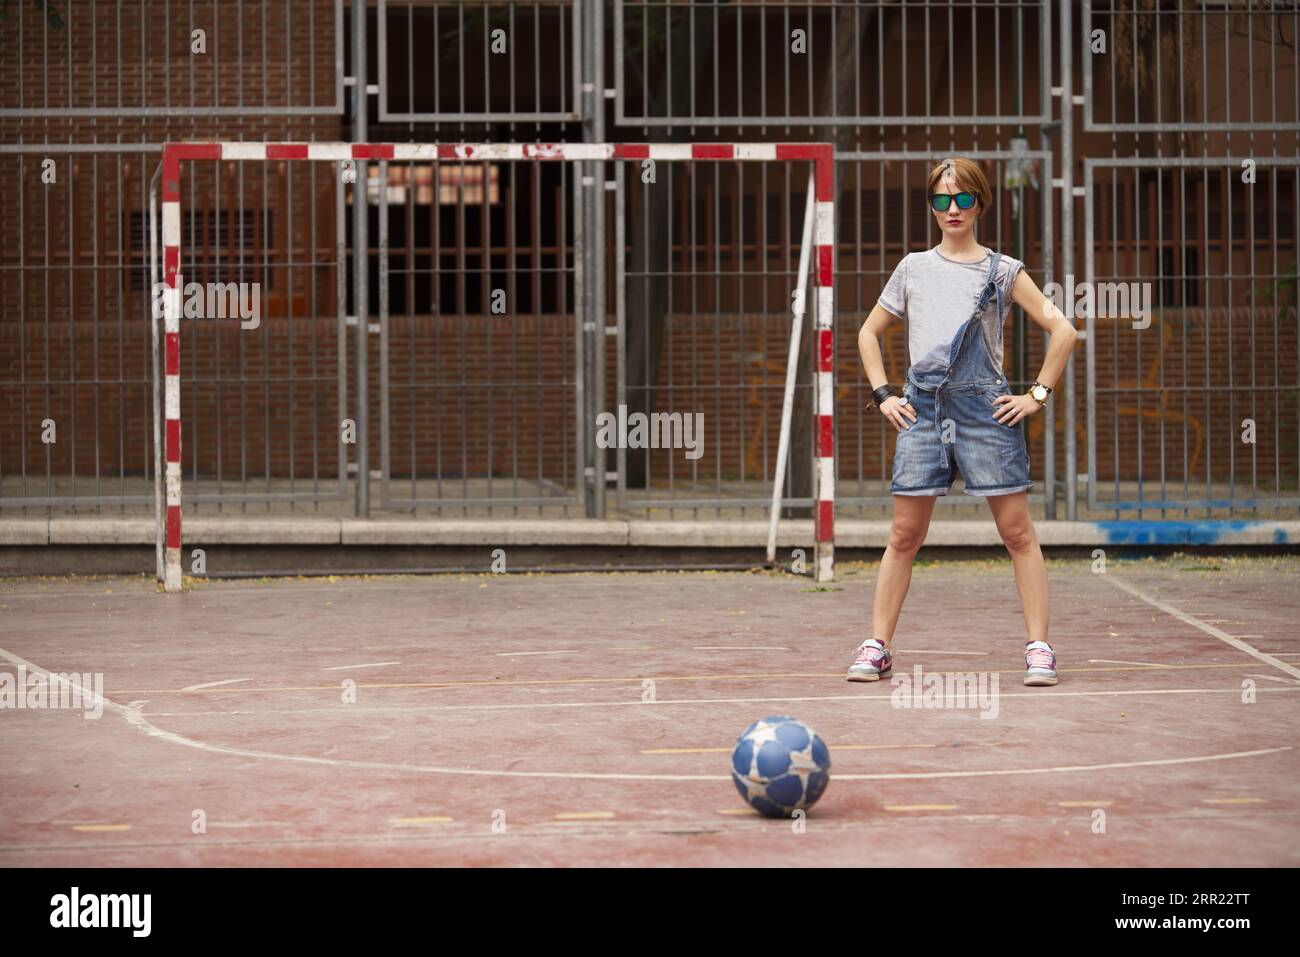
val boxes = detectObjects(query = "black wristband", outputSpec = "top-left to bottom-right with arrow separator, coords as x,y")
872,385 -> 895,407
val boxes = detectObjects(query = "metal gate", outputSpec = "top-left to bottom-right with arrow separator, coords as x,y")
611,152 -> 827,518
373,153 -> 586,515
1079,0 -> 1300,517
1083,156 -> 1300,517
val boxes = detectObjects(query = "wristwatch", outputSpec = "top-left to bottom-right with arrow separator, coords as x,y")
1029,381 -> 1052,405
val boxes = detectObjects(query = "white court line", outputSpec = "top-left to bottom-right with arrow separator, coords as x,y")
1088,659 -> 1172,668
1,646 -> 1294,784
1105,577 -> 1300,681
181,678 -> 252,692
693,646 -> 791,651
206,821 -> 294,829
1245,674 -> 1300,684
321,661 -> 401,671
897,650 -> 990,656
493,650 -> 577,657
138,685 -> 1300,718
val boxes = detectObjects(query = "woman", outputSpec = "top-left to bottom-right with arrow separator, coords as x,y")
849,157 -> 1077,687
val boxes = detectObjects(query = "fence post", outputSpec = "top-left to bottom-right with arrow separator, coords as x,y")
352,0 -> 370,518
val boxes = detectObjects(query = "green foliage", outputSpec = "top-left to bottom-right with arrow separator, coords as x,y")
1257,257 -> 1298,311
433,5 -> 512,57
0,0 -> 64,30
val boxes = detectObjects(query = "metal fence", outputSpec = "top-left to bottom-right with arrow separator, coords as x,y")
146,144 -> 829,524
376,0 -> 583,124
1084,155 -> 1300,516
1081,0 -> 1300,133
373,154 -> 584,513
0,147 -> 163,509
0,0 -> 344,118
612,152 -> 826,516
163,152 -> 350,512
3,0 -> 1299,525
1074,1 -> 1300,517
613,0 -> 1052,128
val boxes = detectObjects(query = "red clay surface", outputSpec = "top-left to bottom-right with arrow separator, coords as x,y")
2,554 -> 1298,866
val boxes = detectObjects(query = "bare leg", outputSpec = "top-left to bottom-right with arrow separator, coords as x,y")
986,491 -> 1049,644
871,494 -> 938,648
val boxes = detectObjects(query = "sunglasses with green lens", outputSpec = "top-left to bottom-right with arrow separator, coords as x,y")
930,191 -> 980,213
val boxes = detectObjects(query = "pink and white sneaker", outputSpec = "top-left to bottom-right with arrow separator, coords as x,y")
847,639 -> 893,682
1024,640 -> 1058,686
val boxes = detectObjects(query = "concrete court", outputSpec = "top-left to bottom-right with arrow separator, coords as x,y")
1,553 -> 1297,867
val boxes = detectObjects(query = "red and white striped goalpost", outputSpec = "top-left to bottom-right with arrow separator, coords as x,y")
154,142 -> 835,591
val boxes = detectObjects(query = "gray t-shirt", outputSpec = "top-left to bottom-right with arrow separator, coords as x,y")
877,245 -> 1025,375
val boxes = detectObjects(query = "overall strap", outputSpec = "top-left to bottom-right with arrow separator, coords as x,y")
976,251 -> 1004,320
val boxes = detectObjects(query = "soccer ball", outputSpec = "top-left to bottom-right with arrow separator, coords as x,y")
730,715 -> 831,818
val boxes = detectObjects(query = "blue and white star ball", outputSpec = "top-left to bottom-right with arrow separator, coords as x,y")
731,715 -> 831,817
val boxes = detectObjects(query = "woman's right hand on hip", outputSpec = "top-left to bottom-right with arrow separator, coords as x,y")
879,395 -> 918,432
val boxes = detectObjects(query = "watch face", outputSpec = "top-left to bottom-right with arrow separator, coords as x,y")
1031,385 -> 1048,401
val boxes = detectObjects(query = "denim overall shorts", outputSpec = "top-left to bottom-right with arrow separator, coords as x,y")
890,252 -> 1032,497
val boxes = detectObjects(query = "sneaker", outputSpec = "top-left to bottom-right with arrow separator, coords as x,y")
847,639 -> 893,682
1024,640 -> 1058,686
